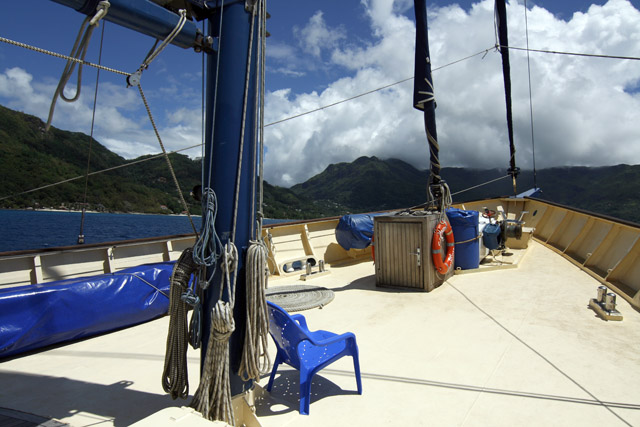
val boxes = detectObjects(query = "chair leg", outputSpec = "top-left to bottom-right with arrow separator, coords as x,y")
353,353 -> 362,395
299,366 -> 311,415
266,352 -> 282,392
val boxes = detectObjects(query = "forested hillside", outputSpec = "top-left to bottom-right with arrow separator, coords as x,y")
1,105 -> 639,223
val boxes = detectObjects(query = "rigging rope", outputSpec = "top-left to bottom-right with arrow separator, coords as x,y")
264,47 -> 494,128
411,174 -> 510,211
127,9 -> 187,87
257,0 -> 267,238
192,188 -> 223,276
501,45 -> 640,62
523,0 -> 538,189
238,239 -> 270,382
191,242 -> 238,425
46,1 -> 110,131
78,19 -> 106,245
0,35 -> 129,76
0,143 -> 201,203
230,0 -> 258,244
162,247 -> 199,400
450,174 -> 510,197
137,84 -> 198,235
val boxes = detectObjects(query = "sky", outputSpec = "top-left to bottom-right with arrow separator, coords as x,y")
1,0 -> 640,188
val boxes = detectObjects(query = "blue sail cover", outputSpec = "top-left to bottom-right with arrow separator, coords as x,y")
335,214 -> 384,250
0,262 -> 173,358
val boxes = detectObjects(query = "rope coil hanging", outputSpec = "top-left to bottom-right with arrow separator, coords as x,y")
191,242 -> 238,425
162,247 -> 199,400
189,2 -> 242,423
238,239 -> 270,382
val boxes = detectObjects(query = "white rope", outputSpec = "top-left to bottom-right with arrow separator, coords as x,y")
127,9 -> 187,87
238,0 -> 270,383
230,0 -> 258,243
191,242 -> 238,425
137,84 -> 198,234
204,0 -> 225,193
143,10 -> 187,69
46,0 -> 110,131
238,239 -> 271,382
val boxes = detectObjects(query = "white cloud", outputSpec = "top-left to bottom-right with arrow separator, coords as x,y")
3,0 -> 640,190
0,67 -> 200,160
262,0 -> 640,186
293,11 -> 346,59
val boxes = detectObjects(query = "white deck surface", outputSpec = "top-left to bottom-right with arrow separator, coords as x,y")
1,241 -> 639,426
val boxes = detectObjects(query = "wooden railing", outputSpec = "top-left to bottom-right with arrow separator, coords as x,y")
3,198 -> 638,311
460,197 -> 640,310
0,234 -> 196,287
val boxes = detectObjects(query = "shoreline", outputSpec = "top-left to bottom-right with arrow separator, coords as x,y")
1,208 -> 197,217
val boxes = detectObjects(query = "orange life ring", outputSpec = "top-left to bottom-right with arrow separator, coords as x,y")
431,220 -> 455,274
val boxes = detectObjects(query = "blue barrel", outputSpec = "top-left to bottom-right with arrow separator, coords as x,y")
446,208 -> 480,270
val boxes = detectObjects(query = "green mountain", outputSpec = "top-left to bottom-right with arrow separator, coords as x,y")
291,156 -> 640,224
0,105 -> 201,215
1,105 -> 638,223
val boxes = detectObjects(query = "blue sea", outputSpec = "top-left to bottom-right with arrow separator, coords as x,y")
0,210 -> 201,253
0,210 -> 288,253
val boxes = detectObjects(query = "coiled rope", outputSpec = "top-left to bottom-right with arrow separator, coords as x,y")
191,242 -> 238,425
238,239 -> 270,382
162,247 -> 199,400
237,0 -> 271,384
192,188 -> 223,279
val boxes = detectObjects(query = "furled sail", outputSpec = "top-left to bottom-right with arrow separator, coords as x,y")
413,0 -> 443,207
495,0 -> 519,192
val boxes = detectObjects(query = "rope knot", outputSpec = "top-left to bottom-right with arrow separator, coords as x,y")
211,300 -> 235,342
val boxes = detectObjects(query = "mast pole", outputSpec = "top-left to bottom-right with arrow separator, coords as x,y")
201,0 -> 258,396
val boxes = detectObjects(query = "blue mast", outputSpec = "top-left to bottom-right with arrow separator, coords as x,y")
50,0 -> 260,400
201,0 -> 259,396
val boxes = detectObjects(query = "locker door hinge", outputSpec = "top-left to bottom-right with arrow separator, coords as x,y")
410,247 -> 421,267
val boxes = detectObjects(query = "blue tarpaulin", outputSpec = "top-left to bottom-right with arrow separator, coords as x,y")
335,214 -> 384,250
0,262 -> 173,358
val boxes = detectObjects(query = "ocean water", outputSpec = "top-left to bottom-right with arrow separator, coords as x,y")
0,210 -> 287,253
0,209 -> 200,253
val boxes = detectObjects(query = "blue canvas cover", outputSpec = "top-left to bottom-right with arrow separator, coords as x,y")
335,214 -> 383,250
0,262 -> 173,358
446,208 -> 480,270
483,223 -> 503,250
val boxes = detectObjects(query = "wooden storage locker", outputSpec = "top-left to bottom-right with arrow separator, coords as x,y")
374,213 -> 453,291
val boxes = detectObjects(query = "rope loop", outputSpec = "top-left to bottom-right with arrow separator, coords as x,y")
162,247 -> 199,400
45,1 -> 110,131
238,239 -> 271,382
127,9 -> 187,88
193,188 -> 223,285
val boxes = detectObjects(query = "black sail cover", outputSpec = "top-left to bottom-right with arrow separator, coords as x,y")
495,0 -> 519,188
413,0 -> 441,195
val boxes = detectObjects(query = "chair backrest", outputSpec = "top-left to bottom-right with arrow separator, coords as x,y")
267,301 -> 309,369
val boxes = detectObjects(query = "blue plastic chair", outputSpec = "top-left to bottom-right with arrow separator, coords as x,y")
266,301 -> 362,415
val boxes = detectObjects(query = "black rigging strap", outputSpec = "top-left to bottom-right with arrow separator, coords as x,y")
495,0 -> 519,193
413,0 -> 446,208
